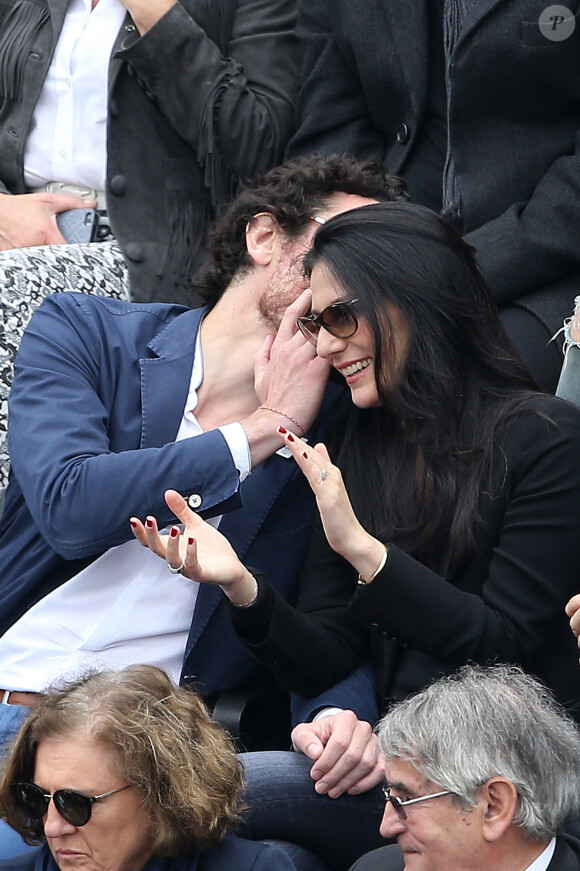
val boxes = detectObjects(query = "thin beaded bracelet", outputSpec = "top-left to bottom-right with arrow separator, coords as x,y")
258,405 -> 306,435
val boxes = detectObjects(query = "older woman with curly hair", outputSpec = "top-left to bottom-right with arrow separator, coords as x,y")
0,665 -> 298,871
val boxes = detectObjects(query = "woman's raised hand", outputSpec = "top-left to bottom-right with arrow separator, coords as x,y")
277,428 -> 387,581
130,490 -> 258,606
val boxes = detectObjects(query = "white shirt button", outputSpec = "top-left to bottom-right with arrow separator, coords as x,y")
187,494 -> 202,510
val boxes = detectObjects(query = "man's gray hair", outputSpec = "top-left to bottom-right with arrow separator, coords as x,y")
378,665 -> 580,840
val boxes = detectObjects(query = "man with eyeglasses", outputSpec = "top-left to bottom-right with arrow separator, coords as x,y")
352,664 -> 580,871
0,154 -> 406,856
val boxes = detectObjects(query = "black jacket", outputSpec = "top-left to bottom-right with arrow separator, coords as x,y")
287,0 -> 580,332
0,0 -> 300,305
232,396 -> 580,720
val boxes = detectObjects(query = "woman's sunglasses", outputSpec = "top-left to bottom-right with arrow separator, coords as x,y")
10,782 -> 130,827
297,298 -> 359,346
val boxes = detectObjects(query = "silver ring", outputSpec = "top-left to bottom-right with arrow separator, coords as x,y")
320,469 -> 328,482
167,557 -> 187,575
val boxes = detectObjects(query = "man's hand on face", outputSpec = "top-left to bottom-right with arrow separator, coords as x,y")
243,288 -> 331,467
291,710 -> 385,798
254,287 -> 331,419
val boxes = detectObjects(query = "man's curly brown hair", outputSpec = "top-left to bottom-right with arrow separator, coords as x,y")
192,152 -> 409,308
0,665 -> 243,855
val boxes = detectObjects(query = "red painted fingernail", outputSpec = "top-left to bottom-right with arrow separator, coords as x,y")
146,518 -> 154,528
287,433 -> 295,442
188,537 -> 194,546
130,519 -> 137,528
302,452 -> 308,459
278,426 -> 287,434
170,527 -> 179,538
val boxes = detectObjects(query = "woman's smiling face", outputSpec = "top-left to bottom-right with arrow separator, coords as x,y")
309,262 -> 409,408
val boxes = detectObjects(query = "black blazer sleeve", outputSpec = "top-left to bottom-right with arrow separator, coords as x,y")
230,523 -> 369,696
232,398 -> 580,711
119,0 -> 301,183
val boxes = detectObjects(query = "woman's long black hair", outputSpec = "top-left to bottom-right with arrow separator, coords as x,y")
305,203 -> 538,573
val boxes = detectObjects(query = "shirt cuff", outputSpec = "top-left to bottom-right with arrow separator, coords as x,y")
312,707 -> 344,722
219,422 -> 251,481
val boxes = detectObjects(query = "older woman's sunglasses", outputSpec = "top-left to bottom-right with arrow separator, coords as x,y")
297,298 -> 359,346
10,782 -> 130,827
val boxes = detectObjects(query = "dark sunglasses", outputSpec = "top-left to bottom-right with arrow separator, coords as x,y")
11,782 -> 130,827
297,298 -> 359,346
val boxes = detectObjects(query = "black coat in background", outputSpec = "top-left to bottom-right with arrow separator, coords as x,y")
287,0 -> 580,335
0,0 -> 300,305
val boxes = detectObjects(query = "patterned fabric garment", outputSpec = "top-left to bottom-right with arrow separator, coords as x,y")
0,241 -> 130,491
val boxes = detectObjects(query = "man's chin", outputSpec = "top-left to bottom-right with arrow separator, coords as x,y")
399,848 -> 422,870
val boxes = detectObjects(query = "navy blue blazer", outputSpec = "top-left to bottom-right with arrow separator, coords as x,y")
0,293 -> 378,719
0,836 -> 298,871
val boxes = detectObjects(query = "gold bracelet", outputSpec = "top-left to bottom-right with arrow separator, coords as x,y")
357,546 -> 389,586
233,576 -> 259,608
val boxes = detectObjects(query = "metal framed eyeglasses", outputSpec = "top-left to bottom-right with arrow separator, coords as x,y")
382,785 -> 453,820
297,298 -> 360,346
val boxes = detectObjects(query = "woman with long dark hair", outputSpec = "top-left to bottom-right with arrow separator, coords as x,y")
133,203 -> 580,868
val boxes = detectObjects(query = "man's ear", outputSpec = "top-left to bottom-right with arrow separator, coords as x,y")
245,213 -> 280,267
479,778 -> 519,843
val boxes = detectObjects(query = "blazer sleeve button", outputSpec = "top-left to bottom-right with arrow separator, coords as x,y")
187,494 -> 203,510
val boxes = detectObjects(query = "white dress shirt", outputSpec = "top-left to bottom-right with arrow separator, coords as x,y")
526,839 -> 556,871
23,0 -> 126,191
0,330 -> 252,690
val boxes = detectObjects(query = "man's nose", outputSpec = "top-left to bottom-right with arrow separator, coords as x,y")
379,800 -> 407,839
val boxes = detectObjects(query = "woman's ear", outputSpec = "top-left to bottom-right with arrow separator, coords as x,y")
245,213 -> 280,267
479,777 -> 519,843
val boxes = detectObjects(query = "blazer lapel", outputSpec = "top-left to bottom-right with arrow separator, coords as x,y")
139,307 -> 204,449
109,14 -> 137,94
48,0 -> 71,40
185,450 -> 299,650
185,376 -> 347,652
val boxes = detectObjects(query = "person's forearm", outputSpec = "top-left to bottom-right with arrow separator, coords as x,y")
8,298 -> 241,558
117,0 -> 300,177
